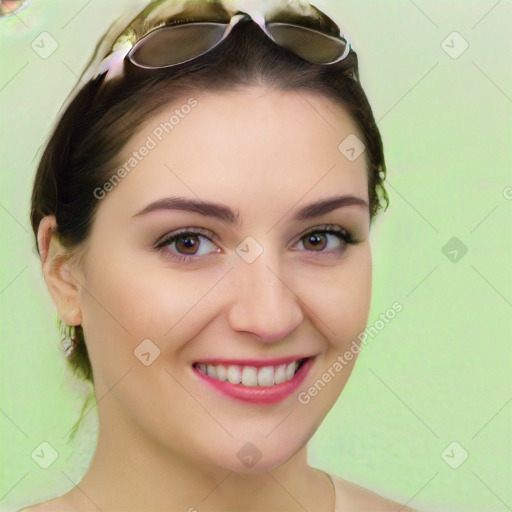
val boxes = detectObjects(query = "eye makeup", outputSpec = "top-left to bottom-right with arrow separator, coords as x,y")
152,223 -> 363,264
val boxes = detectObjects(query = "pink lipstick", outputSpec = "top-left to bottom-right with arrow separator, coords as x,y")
192,356 -> 314,405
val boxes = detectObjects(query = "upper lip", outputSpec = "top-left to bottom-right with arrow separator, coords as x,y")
193,355 -> 314,368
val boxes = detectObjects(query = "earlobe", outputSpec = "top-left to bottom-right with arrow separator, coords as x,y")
37,215 -> 82,327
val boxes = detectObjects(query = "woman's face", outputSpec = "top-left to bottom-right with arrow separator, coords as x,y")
70,86 -> 372,473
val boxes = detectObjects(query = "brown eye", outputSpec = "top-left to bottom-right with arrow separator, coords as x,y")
175,234 -> 201,255
293,226 -> 358,257
303,233 -> 328,251
155,228 -> 220,262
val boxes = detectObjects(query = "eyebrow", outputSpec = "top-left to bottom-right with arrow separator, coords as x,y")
132,195 -> 369,225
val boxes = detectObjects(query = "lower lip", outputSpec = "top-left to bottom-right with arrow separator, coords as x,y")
192,357 -> 314,405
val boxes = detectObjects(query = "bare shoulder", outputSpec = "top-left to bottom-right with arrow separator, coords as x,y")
330,473 -> 419,511
17,495 -> 76,512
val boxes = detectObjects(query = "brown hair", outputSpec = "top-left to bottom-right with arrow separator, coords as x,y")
31,15 -> 388,387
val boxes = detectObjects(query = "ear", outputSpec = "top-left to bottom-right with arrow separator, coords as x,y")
37,215 -> 82,326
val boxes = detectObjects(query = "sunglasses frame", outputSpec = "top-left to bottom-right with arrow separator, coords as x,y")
127,11 -> 352,69
92,0 -> 356,84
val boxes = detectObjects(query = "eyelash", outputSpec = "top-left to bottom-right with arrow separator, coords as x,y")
153,224 -> 362,264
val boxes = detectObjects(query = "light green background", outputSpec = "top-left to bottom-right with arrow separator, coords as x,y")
1,1 -> 511,511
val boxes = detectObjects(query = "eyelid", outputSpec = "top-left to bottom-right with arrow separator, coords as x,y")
291,223 -> 361,246
154,223 -> 362,264
155,224 -> 356,248
154,227 -> 218,248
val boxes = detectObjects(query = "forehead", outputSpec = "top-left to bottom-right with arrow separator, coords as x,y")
103,87 -> 368,217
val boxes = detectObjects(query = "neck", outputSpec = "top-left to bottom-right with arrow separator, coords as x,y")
66,388 -> 334,511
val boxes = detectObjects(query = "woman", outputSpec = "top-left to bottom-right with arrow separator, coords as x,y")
24,0 -> 418,510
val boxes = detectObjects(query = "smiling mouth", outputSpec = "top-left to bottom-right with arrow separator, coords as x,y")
192,357 -> 309,387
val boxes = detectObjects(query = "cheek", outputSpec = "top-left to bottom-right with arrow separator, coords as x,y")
302,255 -> 372,411
339,257 -> 372,339
78,251 -> 229,361
300,247 -> 372,347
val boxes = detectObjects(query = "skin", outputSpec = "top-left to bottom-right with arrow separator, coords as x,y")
27,87 -> 416,511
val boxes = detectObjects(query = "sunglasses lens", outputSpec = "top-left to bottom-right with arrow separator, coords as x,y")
267,23 -> 347,64
130,23 -> 228,68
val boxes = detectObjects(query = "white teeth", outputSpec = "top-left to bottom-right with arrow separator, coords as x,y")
226,365 -> 242,384
215,364 -> 227,381
257,366 -> 275,386
274,364 -> 287,384
286,361 -> 296,381
241,366 -> 258,386
196,360 -> 303,387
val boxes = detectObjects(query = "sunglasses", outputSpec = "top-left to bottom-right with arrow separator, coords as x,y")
93,0 -> 356,82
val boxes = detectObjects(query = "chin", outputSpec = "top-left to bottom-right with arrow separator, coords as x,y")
199,424 -> 316,474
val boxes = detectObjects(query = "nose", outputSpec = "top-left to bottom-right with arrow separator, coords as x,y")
227,249 -> 304,343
